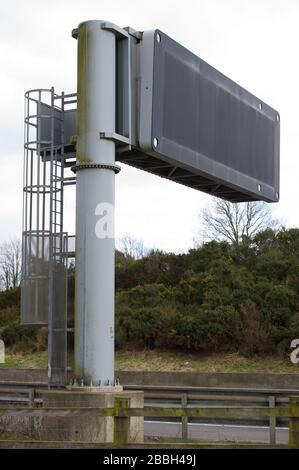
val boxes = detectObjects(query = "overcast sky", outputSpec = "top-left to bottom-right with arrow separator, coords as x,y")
0,0 -> 298,253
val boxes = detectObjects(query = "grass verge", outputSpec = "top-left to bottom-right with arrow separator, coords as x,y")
0,349 -> 297,373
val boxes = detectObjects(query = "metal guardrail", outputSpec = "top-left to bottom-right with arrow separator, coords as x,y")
0,384 -> 298,446
1,398 -> 298,447
124,384 -> 298,445
115,397 -> 299,447
0,387 -> 43,407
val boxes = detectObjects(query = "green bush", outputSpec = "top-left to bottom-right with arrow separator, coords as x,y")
3,227 -> 299,357
116,302 -> 178,349
0,305 -> 19,326
0,321 -> 37,351
238,301 -> 273,356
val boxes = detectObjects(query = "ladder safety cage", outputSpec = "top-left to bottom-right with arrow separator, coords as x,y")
21,88 -> 76,387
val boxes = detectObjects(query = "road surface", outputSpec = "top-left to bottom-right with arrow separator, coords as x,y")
144,420 -> 288,444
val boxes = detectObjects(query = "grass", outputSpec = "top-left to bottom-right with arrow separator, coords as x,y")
0,432 -> 31,441
0,348 -> 298,373
116,350 -> 299,373
0,350 -> 47,369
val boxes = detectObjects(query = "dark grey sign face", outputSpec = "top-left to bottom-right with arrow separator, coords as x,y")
136,30 -> 280,202
40,102 -> 76,148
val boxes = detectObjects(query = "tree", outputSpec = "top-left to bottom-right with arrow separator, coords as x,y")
199,198 -> 276,249
0,239 -> 22,290
118,233 -> 147,260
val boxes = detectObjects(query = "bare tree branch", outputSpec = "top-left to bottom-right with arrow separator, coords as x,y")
118,233 -> 148,260
0,239 -> 22,290
198,198 -> 277,247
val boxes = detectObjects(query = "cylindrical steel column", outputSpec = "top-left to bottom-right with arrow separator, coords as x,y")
74,20 -> 117,384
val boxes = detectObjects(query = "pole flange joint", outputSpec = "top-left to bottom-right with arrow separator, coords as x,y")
71,163 -> 121,173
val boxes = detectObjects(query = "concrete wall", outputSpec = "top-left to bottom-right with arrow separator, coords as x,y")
117,371 -> 299,390
0,390 -> 144,444
1,368 -> 299,390
0,369 -> 47,384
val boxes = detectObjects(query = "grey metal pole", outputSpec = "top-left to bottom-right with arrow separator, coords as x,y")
74,20 -> 118,384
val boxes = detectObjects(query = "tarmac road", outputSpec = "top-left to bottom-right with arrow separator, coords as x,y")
144,420 -> 289,444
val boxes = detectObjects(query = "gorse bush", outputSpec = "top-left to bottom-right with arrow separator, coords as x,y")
0,305 -> 19,327
0,286 -> 45,352
115,228 -> 299,356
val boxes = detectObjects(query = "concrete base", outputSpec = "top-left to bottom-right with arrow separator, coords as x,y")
66,385 -> 123,393
0,389 -> 144,444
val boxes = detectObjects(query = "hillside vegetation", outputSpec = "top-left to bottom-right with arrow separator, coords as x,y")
1,228 -> 299,361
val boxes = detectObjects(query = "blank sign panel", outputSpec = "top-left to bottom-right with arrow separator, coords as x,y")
132,30 -> 280,202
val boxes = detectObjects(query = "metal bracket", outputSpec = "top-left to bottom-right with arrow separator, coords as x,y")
124,26 -> 143,41
71,28 -> 78,39
72,24 -> 141,41
72,23 -> 129,40
101,22 -> 129,39
100,23 -> 132,149
100,131 -> 131,147
72,22 -> 133,150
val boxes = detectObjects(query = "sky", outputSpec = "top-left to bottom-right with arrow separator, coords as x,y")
0,0 -> 298,253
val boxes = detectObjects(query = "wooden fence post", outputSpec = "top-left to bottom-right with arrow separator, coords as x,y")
269,395 -> 276,445
289,397 -> 299,448
181,393 -> 188,440
114,397 -> 130,446
28,389 -> 34,407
